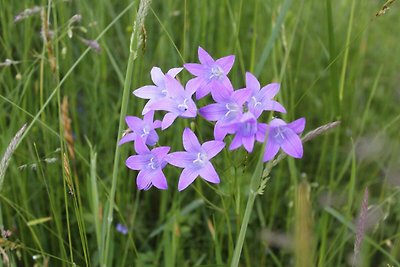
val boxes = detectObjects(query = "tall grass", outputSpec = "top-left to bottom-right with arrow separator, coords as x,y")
1,0 -> 400,266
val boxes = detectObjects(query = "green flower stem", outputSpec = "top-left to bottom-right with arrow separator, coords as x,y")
101,0 -> 151,265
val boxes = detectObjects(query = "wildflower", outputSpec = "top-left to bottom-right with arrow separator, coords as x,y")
126,139 -> 170,190
263,118 -> 306,162
14,6 -> 42,23
184,47 -> 235,100
116,223 -> 128,235
133,67 -> 182,114
166,128 -> 225,191
147,75 -> 197,130
228,112 -> 267,152
244,72 -> 286,118
199,87 -> 251,140
79,37 -> 101,53
119,110 -> 161,146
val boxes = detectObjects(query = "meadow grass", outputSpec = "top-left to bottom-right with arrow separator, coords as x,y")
1,0 -> 400,266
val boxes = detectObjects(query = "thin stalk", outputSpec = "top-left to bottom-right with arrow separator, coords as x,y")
101,0 -> 151,266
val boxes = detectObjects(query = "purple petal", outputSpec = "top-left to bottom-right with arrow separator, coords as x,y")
184,63 -> 205,77
133,85 -> 160,99
195,79 -> 212,100
259,83 -> 280,100
167,67 -> 183,77
126,154 -> 149,170
151,169 -> 168,190
281,129 -> 303,158
269,118 -> 286,127
216,55 -> 235,74
146,130 -> 159,146
150,67 -> 165,87
178,167 -> 199,191
242,135 -> 255,152
198,47 -> 215,65
134,138 -> 150,154
152,147 -> 170,160
256,123 -> 267,142
229,134 -> 243,150
164,75 -> 184,97
263,139 -> 280,162
202,140 -> 225,159
136,169 -> 153,190
185,78 -> 199,96
149,99 -> 176,113
153,120 -> 162,129
210,81 -> 233,103
125,116 -> 142,132
161,113 -> 178,130
199,103 -> 226,121
232,88 -> 252,106
143,110 -> 155,123
245,72 -> 260,93
165,152 -> 194,168
262,100 -> 287,113
183,128 -> 201,152
198,162 -> 220,184
118,132 -> 136,145
180,98 -> 198,118
214,121 -> 237,140
287,117 -> 306,134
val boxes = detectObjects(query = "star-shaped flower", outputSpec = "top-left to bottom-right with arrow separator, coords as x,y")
184,47 -> 235,100
263,118 -> 306,162
119,110 -> 161,146
165,128 -> 225,191
244,72 -> 286,118
147,75 -> 198,130
228,112 -> 267,152
133,66 -> 182,114
126,139 -> 170,190
199,87 -> 252,140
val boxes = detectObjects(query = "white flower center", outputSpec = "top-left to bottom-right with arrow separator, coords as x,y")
141,126 -> 150,137
147,157 -> 159,170
225,103 -> 239,118
273,126 -> 286,144
192,152 -> 207,167
209,66 -> 224,80
251,96 -> 262,107
178,98 -> 189,112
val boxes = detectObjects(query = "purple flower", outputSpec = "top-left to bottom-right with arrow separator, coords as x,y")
199,87 -> 252,140
126,139 -> 170,190
133,67 -> 182,114
119,111 -> 161,146
244,72 -> 286,118
116,223 -> 128,235
263,118 -> 306,162
184,47 -> 235,100
228,112 -> 267,152
147,74 -> 197,130
165,128 -> 225,191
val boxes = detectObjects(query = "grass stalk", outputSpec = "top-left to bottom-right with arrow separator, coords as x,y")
101,0 -> 151,265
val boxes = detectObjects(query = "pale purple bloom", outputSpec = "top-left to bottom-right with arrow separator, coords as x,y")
244,72 -> 286,118
199,87 -> 252,140
228,112 -> 267,153
116,223 -> 128,235
263,118 -> 306,162
126,139 -> 170,190
147,75 -> 197,130
184,47 -> 235,100
133,67 -> 183,114
119,110 -> 161,146
165,128 -> 225,191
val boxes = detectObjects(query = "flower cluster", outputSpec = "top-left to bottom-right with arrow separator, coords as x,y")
121,47 -> 305,191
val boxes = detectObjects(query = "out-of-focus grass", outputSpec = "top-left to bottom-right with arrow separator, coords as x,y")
1,0 -> 400,266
